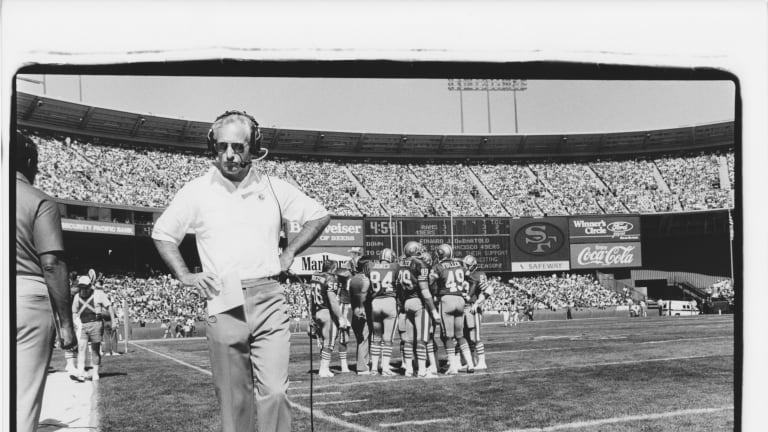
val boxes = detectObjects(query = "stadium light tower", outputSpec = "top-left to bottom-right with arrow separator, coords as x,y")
448,79 -> 527,133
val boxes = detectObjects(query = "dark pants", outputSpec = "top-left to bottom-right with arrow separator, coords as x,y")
351,303 -> 372,373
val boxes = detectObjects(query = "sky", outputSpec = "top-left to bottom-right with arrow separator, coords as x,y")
16,75 -> 735,136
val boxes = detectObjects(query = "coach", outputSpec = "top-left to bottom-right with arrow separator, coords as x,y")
15,131 -> 77,432
152,111 -> 329,432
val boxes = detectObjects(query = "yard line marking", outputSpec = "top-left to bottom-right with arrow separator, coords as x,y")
343,408 -> 403,417
380,418 -> 454,428
131,342 -> 377,432
314,399 -> 368,406
290,353 -> 733,391
132,342 -> 212,376
290,392 -> 342,398
487,336 -> 733,355
503,406 -> 734,432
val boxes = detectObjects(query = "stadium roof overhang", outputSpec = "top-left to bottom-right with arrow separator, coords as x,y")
16,92 -> 735,160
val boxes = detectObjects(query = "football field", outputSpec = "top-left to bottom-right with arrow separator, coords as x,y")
86,314 -> 734,431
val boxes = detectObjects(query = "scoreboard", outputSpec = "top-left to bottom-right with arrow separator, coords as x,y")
364,217 -> 511,271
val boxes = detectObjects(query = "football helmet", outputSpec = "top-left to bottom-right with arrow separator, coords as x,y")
380,248 -> 396,263
321,260 -> 338,273
463,255 -> 478,272
403,241 -> 424,257
436,243 -> 453,260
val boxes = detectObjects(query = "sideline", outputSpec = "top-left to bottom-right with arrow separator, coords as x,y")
503,406 -> 734,432
131,342 -> 377,432
37,369 -> 98,432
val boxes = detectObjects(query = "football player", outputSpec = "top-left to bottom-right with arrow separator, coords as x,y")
367,248 -> 400,375
430,244 -> 475,374
334,263 -> 353,373
310,261 -> 345,378
348,255 -> 374,375
462,255 -> 492,370
397,241 -> 440,378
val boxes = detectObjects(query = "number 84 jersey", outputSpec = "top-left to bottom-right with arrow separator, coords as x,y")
430,258 -> 469,298
367,261 -> 401,300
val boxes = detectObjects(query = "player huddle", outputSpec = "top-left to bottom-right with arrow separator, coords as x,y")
308,241 -> 492,378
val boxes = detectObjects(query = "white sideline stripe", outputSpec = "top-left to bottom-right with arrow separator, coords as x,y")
487,336 -> 732,356
132,342 -> 212,376
291,391 -> 342,398
380,418 -> 453,428
131,342 -> 377,432
343,408 -> 403,417
291,353 -> 732,391
314,399 -> 368,406
503,406 -> 734,432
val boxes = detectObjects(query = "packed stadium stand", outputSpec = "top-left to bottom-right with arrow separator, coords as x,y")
28,132 -> 735,218
16,93 -> 736,323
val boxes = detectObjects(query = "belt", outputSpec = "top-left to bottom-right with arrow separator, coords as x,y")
241,275 -> 281,290
81,318 -> 102,324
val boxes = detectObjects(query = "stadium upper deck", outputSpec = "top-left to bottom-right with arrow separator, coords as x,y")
16,92 -> 736,217
16,92 -> 734,160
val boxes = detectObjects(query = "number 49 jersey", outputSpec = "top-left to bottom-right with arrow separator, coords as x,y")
367,261 -> 400,300
310,272 -> 339,314
430,258 -> 469,298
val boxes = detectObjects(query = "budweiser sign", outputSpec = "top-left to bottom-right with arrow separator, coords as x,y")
570,242 -> 642,269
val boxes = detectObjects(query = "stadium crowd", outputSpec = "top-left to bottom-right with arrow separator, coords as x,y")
28,131 -> 735,218
92,270 -> 634,326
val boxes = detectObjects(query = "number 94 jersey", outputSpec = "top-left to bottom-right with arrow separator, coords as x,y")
430,258 -> 469,298
367,261 -> 400,300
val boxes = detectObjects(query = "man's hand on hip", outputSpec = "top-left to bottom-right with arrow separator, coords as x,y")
180,273 -> 221,300
279,249 -> 295,273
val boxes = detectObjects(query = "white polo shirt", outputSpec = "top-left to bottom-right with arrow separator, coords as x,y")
152,166 -> 327,314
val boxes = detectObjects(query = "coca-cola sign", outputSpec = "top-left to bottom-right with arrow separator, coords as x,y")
570,242 -> 642,269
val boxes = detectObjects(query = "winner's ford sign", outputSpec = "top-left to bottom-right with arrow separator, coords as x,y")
568,216 -> 640,243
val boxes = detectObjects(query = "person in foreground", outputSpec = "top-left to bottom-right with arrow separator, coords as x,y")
15,131 -> 77,432
152,111 -> 330,432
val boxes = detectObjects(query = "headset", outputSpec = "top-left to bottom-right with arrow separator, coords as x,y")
207,110 -> 265,158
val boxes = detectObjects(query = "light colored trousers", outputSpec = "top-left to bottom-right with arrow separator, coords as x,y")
206,279 -> 291,432
16,276 -> 55,432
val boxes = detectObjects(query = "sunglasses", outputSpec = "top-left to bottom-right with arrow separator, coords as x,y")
215,141 -> 248,153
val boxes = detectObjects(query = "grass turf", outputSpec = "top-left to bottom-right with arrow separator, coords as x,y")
91,315 -> 734,431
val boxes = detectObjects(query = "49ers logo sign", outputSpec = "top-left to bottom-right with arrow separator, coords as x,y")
570,242 -> 642,269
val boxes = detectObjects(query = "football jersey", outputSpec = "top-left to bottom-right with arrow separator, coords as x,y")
466,269 -> 492,303
310,272 -> 339,314
397,257 -> 431,301
367,261 -> 400,300
334,268 -> 352,305
430,258 -> 469,298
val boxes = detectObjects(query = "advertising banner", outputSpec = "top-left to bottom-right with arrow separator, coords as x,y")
364,218 -> 510,271
509,217 -> 570,272
289,246 -> 354,275
61,219 -> 135,236
287,218 -> 363,247
569,242 -> 643,269
568,216 -> 641,243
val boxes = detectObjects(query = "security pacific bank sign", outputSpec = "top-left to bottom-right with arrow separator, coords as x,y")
568,216 -> 642,269
509,217 -> 571,272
